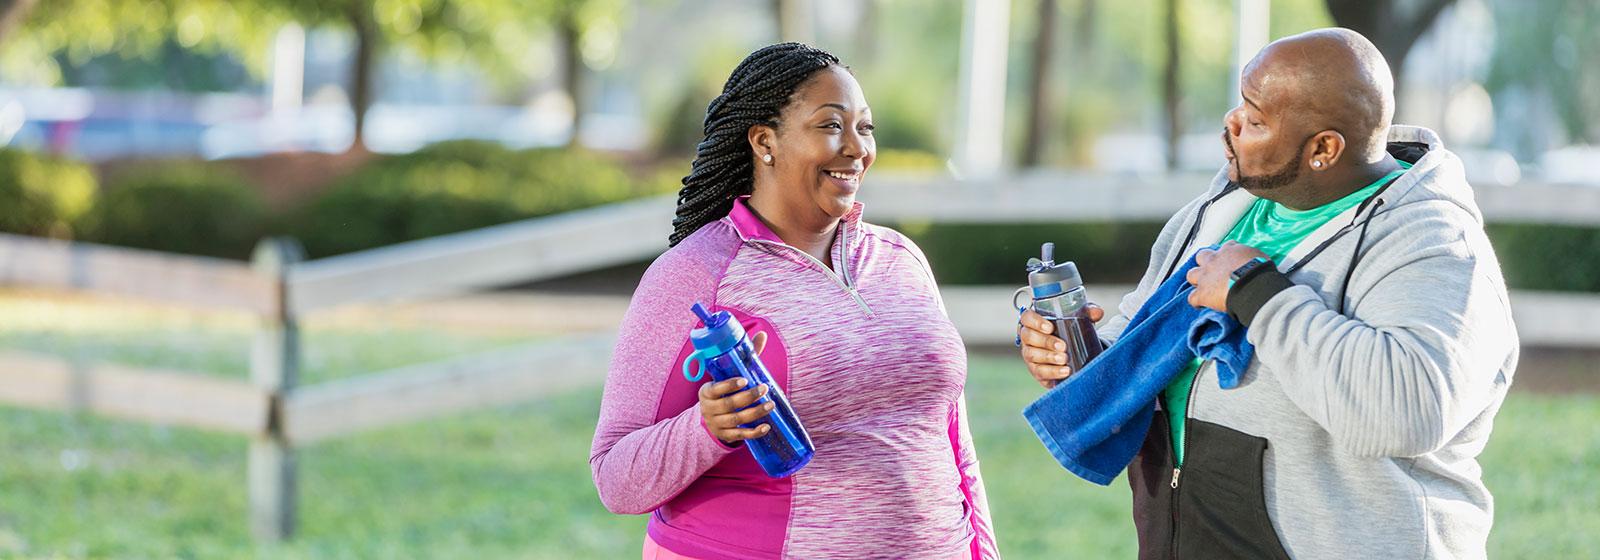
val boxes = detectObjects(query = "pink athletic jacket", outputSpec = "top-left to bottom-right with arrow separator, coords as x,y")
590,196 -> 999,559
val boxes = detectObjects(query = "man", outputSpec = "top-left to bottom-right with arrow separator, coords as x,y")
1018,28 -> 1517,559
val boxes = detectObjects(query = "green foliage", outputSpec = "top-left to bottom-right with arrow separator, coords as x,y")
0,148 -> 98,238
871,149 -> 946,173
899,222 -> 1167,286
1487,0 -> 1600,147
1487,223 -> 1600,293
78,161 -> 270,259
295,141 -> 659,257
5,0 -> 288,85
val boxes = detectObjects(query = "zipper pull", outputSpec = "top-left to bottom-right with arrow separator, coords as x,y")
1170,467 -> 1182,489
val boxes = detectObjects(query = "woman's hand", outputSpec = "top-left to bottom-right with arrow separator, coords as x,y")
698,332 -> 776,444
1017,305 -> 1103,389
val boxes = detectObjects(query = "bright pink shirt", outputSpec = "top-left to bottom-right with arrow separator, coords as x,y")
590,197 -> 999,559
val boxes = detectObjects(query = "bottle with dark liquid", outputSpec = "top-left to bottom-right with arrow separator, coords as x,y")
1019,242 -> 1105,373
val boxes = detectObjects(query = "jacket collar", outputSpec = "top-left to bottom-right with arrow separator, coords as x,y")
724,195 -> 865,245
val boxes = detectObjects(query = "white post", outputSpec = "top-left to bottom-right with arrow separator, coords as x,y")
1231,0 -> 1269,104
249,237 -> 303,542
953,0 -> 1011,179
271,23 -> 305,115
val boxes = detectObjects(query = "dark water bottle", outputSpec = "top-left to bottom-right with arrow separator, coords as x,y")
1015,242 -> 1105,373
681,303 -> 814,478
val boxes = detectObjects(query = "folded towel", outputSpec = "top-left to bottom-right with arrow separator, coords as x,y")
1022,249 -> 1254,485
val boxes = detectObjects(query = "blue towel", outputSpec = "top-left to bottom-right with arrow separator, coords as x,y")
1022,250 -> 1254,485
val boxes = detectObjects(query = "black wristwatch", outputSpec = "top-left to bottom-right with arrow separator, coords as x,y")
1229,256 -> 1274,288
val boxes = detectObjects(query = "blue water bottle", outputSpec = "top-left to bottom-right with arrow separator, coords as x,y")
682,303 -> 814,478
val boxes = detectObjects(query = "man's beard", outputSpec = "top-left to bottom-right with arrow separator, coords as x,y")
1225,132 -> 1304,192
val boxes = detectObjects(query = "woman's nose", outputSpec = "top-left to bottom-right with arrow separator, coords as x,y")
841,130 -> 866,158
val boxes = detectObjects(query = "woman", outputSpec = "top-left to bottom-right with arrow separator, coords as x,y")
590,43 -> 998,560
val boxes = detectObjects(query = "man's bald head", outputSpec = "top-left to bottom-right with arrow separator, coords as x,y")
1243,28 -> 1394,161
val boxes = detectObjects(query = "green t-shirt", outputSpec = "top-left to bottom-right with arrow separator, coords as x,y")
1164,162 -> 1408,465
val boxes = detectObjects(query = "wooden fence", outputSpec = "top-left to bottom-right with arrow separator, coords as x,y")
0,224 -> 644,541
1,171 -> 1597,541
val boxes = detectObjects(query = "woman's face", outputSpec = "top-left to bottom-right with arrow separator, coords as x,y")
752,65 -> 876,222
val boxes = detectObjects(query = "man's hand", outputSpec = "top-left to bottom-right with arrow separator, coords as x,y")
1185,241 -> 1268,312
1017,305 -> 1104,389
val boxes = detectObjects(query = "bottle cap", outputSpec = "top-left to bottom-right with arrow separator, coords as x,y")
689,302 -> 746,355
1027,242 -> 1084,298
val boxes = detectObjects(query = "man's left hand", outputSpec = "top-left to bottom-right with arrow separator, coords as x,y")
1185,241 -> 1269,313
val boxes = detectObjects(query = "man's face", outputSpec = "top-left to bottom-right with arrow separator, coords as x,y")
1222,61 -> 1310,193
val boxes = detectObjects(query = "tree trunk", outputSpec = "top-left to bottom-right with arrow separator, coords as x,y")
558,11 -> 583,149
1075,0 -> 1097,51
347,3 -> 379,153
1162,0 -> 1182,170
0,0 -> 38,53
1325,0 -> 1457,92
1020,0 -> 1058,168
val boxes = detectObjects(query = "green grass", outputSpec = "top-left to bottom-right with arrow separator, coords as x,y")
0,294 -> 1595,558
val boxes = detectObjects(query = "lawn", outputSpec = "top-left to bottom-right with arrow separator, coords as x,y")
0,292 -> 1595,558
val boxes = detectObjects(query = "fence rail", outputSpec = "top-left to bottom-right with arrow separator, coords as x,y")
0,233 -> 276,314
282,335 -> 613,446
0,351 -> 267,434
286,196 -> 673,314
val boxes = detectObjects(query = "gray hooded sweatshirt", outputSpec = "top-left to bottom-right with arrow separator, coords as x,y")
1098,125 -> 1518,559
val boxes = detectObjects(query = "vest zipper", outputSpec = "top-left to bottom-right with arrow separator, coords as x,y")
1170,362 -> 1204,559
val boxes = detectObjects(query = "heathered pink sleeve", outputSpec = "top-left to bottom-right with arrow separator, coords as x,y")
589,240 -> 738,515
951,395 -> 1000,558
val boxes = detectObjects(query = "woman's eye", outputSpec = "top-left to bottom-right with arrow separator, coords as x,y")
860,123 -> 875,134
821,122 -> 842,130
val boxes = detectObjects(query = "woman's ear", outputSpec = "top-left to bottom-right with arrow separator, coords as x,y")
1309,130 -> 1346,171
748,123 -> 777,166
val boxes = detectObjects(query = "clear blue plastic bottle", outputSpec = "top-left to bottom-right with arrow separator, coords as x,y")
681,302 -> 814,478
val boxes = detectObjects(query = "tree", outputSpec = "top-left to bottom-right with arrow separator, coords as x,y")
1324,0 -> 1458,87
5,0 -> 570,153
1161,0 -> 1182,170
0,0 -> 37,51
1020,0 -> 1057,168
1486,0 -> 1600,149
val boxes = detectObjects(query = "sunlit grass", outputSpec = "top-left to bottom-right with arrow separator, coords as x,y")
0,291 -> 1594,558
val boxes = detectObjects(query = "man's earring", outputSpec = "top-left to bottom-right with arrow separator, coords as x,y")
762,154 -> 773,165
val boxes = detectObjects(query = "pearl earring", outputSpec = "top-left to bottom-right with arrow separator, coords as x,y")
1313,160 -> 1322,168
762,154 -> 773,164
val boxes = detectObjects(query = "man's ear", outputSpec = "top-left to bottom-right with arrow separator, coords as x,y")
1308,130 -> 1346,171
748,123 -> 777,165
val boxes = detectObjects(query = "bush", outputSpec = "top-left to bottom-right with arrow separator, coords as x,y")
0,149 -> 98,238
78,162 -> 269,259
897,222 -> 1166,287
295,141 -> 656,257
1486,223 -> 1600,292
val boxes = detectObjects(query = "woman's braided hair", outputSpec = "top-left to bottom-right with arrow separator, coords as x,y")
668,42 -> 841,247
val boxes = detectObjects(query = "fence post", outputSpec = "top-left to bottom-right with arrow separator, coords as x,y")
248,237 -> 304,541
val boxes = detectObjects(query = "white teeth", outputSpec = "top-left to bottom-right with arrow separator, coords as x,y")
826,171 -> 859,181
